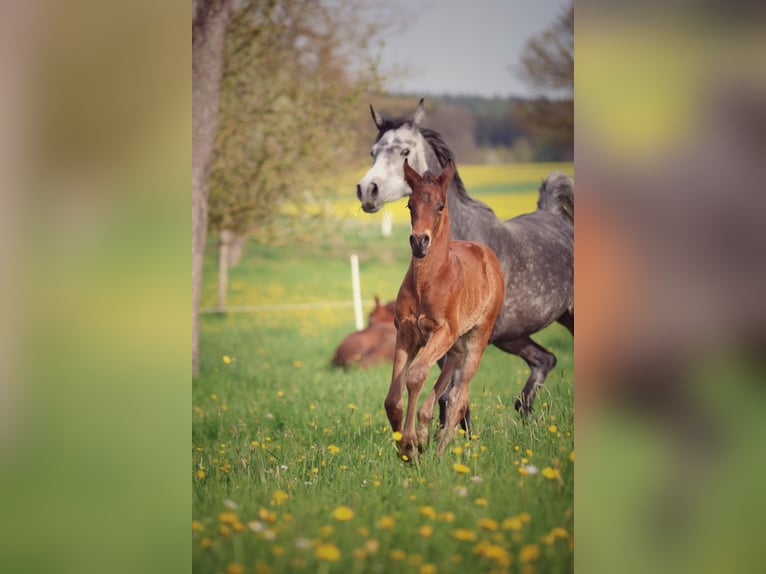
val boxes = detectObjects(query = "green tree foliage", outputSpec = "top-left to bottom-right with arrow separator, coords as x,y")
516,2 -> 574,160
208,0 -> 386,240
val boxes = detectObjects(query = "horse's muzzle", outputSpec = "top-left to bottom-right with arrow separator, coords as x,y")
357,182 -> 381,213
410,233 -> 430,258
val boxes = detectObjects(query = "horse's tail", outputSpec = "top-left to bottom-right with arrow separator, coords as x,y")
537,171 -> 574,226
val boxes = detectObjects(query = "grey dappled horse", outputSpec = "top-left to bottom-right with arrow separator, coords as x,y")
357,99 -> 574,423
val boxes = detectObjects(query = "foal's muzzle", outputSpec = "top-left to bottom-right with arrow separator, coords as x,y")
410,233 -> 430,258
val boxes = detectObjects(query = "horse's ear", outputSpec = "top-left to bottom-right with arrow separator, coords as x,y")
374,294 -> 380,308
403,158 -> 422,189
370,104 -> 383,129
438,159 -> 456,189
412,98 -> 426,126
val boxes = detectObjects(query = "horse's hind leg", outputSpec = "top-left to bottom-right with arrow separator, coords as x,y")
494,336 -> 557,415
437,357 -> 472,433
557,308 -> 574,335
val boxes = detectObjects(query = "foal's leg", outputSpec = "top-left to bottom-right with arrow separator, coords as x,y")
399,327 -> 455,458
494,336 -> 557,414
437,332 -> 489,455
416,343 -> 464,448
384,330 -> 414,433
438,368 -> 472,433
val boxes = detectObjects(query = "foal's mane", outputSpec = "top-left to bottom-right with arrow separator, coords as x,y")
375,117 -> 496,217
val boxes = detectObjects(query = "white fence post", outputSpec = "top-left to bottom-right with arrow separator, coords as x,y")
350,254 -> 364,331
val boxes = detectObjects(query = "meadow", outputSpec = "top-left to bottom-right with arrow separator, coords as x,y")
193,163 -> 574,574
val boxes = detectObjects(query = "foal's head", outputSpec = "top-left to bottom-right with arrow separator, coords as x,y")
403,159 -> 455,259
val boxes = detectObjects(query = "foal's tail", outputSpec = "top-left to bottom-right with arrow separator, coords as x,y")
537,171 -> 574,226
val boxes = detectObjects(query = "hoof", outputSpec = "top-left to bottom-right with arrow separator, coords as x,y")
514,398 -> 533,415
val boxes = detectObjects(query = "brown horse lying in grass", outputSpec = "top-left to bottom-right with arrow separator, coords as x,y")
331,296 -> 397,369
385,159 -> 504,458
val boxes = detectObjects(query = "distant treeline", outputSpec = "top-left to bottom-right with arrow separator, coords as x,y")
363,93 -> 573,164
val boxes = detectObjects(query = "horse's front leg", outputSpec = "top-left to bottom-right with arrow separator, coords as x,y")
400,325 -> 454,457
384,329 -> 414,434
417,339 -> 466,449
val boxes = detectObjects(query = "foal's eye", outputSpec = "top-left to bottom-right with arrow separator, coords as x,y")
370,150 -> 376,158
437,204 -> 445,213
406,201 -> 411,210
401,149 -> 410,157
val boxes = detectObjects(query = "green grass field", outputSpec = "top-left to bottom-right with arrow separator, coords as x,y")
193,163 -> 574,574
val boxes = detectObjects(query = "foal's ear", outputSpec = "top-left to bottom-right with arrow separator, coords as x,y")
412,98 -> 426,126
437,159 -> 455,189
370,104 -> 383,129
403,158 -> 422,189
374,294 -> 380,308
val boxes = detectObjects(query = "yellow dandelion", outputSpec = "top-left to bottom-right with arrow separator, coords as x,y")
218,512 -> 238,525
420,564 -> 438,574
452,462 -> 471,474
315,543 -> 341,562
520,512 -> 531,524
452,446 -> 464,455
541,467 -> 560,480
402,454 -> 410,462
277,391 -> 284,398
392,431 -> 403,442
192,520 -> 204,532
419,524 -> 434,538
569,450 -> 575,462
353,547 -> 366,560
419,505 -> 437,519
550,527 -> 569,539
525,449 -> 534,457
451,528 -> 477,542
474,498 -> 488,507
440,511 -> 456,523
518,467 -> 528,476
226,562 -> 244,574
378,515 -> 396,530
200,537 -> 212,548
219,525 -> 231,537
358,526 -> 369,537
196,469 -> 206,479
293,360 -> 302,368
271,490 -> 289,505
332,506 -> 355,521
502,516 -> 523,531
222,355 -> 233,364
548,424 -> 558,433
477,518 -> 499,531
408,554 -> 423,566
365,539 -> 380,554
519,544 -> 540,562
319,525 -> 334,538
328,444 -> 340,454
389,549 -> 406,561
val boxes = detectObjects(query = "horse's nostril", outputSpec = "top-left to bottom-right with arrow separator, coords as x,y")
370,182 -> 378,198
409,235 -> 417,248
422,235 -> 430,247
356,184 -> 362,201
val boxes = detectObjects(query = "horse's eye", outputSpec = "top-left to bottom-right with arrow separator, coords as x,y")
401,149 -> 410,157
406,202 -> 411,210
437,204 -> 445,213
370,150 -> 376,158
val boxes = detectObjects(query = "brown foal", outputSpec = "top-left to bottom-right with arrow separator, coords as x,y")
385,159 -> 505,458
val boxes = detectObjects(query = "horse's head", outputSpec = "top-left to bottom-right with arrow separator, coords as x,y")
356,99 -> 433,213
403,159 -> 455,259
368,295 -> 395,326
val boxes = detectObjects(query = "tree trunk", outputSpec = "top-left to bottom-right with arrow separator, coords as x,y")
192,0 -> 233,376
